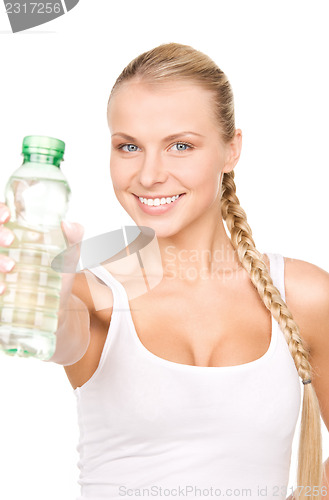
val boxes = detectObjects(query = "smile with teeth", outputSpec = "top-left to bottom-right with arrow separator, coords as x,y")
138,194 -> 182,206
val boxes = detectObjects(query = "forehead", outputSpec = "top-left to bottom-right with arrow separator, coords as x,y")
107,80 -> 217,134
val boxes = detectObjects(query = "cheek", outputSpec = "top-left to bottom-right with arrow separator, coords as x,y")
190,161 -> 221,195
110,162 -> 129,190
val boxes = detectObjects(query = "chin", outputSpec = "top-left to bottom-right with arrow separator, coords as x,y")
150,224 -> 183,240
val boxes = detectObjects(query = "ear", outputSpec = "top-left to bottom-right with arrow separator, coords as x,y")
222,129 -> 242,173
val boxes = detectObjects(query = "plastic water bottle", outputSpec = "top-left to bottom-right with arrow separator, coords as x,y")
0,135 -> 71,360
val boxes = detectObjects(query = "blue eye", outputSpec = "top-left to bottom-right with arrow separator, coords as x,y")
118,144 -> 140,152
171,142 -> 193,152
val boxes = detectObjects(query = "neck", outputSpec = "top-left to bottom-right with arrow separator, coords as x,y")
157,217 -> 242,283
102,209 -> 243,288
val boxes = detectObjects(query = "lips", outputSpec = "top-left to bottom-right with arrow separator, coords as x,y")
134,192 -> 186,214
134,193 -> 184,200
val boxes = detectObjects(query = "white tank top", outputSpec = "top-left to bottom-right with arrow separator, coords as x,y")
74,252 -> 301,500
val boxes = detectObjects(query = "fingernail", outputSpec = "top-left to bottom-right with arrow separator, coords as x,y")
0,211 -> 9,223
62,220 -> 74,231
4,233 -> 14,246
4,259 -> 15,271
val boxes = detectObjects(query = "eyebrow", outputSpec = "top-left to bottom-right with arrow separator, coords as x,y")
111,131 -> 205,141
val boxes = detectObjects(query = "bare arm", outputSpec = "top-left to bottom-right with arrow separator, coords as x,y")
44,266 -> 112,366
44,293 -> 91,366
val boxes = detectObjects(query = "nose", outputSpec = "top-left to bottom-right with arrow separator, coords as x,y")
138,151 -> 168,187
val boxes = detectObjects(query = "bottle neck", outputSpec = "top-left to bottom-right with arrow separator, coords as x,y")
23,153 -> 62,167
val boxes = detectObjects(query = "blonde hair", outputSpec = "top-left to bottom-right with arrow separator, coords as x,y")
108,42 -> 324,499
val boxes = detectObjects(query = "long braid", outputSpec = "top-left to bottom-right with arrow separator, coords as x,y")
221,169 -> 324,498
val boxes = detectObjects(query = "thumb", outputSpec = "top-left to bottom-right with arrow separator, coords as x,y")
61,220 -> 85,247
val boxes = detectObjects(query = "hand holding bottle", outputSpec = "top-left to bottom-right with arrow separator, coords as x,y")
0,135 -> 82,360
0,201 -> 84,308
0,198 -> 86,358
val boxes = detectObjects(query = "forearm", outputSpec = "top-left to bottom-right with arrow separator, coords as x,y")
44,294 -> 91,365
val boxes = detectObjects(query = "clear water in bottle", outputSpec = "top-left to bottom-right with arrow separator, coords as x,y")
0,136 -> 71,360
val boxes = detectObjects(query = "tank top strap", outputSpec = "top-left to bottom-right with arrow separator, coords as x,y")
264,252 -> 286,301
86,264 -> 130,313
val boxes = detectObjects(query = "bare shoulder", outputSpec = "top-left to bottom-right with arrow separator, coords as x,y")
261,252 -> 329,352
63,269 -> 114,390
282,255 -> 329,354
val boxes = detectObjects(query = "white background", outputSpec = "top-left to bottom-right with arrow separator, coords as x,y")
0,1 -> 328,499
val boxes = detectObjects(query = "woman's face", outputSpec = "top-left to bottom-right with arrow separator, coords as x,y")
108,80 -> 240,238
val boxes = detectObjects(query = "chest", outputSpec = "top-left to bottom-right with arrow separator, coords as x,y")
124,277 -> 273,368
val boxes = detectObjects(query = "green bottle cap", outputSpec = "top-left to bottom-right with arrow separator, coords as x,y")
22,135 -> 65,159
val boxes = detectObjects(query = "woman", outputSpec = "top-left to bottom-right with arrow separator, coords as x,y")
0,42 -> 328,500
